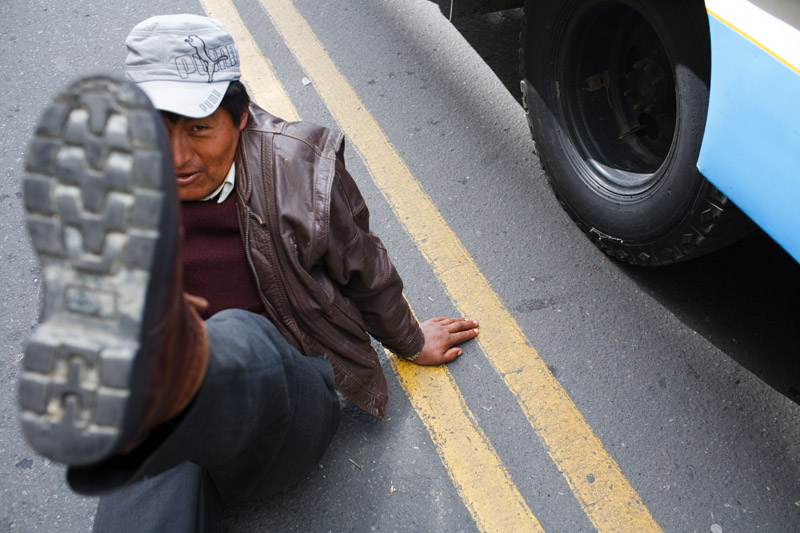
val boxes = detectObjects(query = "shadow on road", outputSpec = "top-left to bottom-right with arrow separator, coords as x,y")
622,231 -> 800,402
442,2 -> 800,404
431,1 -> 524,105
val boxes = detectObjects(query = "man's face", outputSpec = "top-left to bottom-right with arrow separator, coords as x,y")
162,106 -> 247,201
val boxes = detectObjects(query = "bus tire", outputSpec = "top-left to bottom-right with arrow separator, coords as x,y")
520,0 -> 751,265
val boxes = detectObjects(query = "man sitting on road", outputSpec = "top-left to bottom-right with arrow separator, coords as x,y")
19,14 -> 478,531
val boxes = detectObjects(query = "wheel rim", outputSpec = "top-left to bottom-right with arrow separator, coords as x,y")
558,4 -> 677,197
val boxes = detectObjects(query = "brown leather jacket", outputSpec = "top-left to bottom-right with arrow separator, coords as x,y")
233,103 -> 424,419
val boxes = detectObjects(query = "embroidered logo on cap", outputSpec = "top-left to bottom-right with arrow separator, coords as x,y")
174,35 -> 239,82
185,35 -> 228,82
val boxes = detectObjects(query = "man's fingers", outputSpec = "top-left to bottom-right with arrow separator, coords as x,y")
415,316 -> 480,366
423,317 -> 478,330
433,317 -> 479,345
445,318 -> 479,333
442,347 -> 463,363
448,328 -> 479,345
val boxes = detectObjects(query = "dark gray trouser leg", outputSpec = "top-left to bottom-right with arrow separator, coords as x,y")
93,462 -> 220,532
75,309 -> 340,532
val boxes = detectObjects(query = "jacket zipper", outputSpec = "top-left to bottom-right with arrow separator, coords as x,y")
244,205 -> 279,318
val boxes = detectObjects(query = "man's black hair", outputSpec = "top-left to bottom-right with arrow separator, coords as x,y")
218,80 -> 251,126
161,80 -> 251,125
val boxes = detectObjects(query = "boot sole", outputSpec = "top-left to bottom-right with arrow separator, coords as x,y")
19,76 -> 176,466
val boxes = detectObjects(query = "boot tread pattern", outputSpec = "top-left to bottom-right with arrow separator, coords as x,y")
20,77 -> 169,466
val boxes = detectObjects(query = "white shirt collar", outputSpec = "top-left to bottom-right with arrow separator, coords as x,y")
200,163 -> 236,203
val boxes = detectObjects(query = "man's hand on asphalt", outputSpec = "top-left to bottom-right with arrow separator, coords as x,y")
413,317 -> 479,365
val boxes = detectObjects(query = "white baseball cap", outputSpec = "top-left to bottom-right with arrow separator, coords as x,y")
124,14 -> 241,118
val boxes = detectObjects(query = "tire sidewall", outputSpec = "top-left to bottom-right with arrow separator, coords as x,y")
524,0 -> 711,245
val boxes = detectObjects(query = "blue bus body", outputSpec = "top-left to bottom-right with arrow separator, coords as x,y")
698,0 -> 800,262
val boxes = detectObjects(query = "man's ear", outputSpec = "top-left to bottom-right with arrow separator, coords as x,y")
238,109 -> 249,132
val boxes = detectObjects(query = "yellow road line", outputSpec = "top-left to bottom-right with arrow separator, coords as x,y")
391,355 -> 543,532
200,1 -> 541,530
257,1 -> 661,531
198,0 -> 300,121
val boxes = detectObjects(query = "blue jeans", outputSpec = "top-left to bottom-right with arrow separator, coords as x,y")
69,309 -> 341,532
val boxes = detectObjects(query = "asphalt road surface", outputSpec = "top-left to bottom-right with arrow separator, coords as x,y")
1,1 -> 799,531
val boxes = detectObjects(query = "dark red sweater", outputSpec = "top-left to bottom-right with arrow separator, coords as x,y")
181,192 -> 265,320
